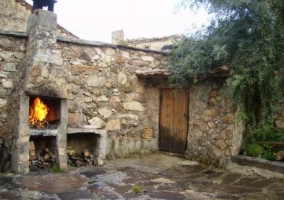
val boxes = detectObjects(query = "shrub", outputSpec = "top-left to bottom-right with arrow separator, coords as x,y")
49,165 -> 62,173
243,143 -> 264,157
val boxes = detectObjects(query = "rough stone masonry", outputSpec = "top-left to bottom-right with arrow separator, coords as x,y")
0,9 -> 249,173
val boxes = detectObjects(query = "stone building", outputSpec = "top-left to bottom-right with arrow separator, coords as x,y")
0,6 -> 246,173
111,30 -> 180,51
0,0 -> 77,38
126,35 -> 181,51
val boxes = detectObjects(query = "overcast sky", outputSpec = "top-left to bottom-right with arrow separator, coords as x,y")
26,0 -> 209,43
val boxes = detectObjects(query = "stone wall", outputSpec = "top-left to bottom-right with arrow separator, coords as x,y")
0,33 -> 26,128
106,137 -> 158,159
186,78 -> 243,166
0,0 -> 77,38
1,10 -> 170,173
0,0 -> 30,33
0,29 -> 167,164
57,41 -> 168,138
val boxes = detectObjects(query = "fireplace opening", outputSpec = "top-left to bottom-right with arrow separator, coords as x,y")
29,135 -> 57,170
29,96 -> 61,129
67,133 -> 100,167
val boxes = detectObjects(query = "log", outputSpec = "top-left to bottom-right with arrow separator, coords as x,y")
66,148 -> 95,167
75,160 -> 84,167
29,148 -> 56,169
67,146 -> 76,156
29,154 -> 37,161
43,153 -> 50,161
29,141 -> 36,160
30,150 -> 36,156
70,156 -> 78,160
44,148 -> 56,159
29,141 -> 35,151
68,149 -> 76,156
83,149 -> 90,157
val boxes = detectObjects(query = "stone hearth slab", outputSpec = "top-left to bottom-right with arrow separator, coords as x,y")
18,174 -> 89,193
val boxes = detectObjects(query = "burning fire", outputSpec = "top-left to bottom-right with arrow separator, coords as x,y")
29,97 -> 49,128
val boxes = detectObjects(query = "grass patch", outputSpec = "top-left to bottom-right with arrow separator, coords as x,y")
133,185 -> 142,194
49,165 -> 62,173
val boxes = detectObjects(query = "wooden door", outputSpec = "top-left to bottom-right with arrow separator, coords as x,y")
159,89 -> 189,154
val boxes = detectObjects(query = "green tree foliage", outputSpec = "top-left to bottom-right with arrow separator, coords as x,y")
170,0 -> 284,144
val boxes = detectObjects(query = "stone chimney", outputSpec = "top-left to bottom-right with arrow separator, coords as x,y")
112,30 -> 124,44
6,10 -> 67,173
24,10 -> 67,98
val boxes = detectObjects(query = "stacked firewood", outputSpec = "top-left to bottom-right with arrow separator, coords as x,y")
29,141 -> 56,169
67,146 -> 95,167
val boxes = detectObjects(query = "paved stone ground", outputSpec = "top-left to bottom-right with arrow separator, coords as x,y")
0,153 -> 284,200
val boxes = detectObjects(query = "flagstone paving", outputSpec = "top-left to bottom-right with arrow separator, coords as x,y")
0,153 -> 284,199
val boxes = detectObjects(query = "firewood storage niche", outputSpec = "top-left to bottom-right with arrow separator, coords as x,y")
67,133 -> 100,167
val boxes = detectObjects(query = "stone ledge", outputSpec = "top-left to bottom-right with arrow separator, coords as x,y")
57,36 -> 167,54
0,29 -> 27,38
30,129 -> 57,136
109,136 -> 155,141
57,36 -> 108,47
231,155 -> 284,174
67,127 -> 107,136
106,137 -> 158,159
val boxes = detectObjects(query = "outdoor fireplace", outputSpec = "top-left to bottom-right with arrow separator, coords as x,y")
27,96 -> 66,170
5,10 -> 70,173
7,10 -> 105,174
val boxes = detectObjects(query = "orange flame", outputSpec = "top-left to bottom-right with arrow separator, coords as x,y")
29,97 -> 49,127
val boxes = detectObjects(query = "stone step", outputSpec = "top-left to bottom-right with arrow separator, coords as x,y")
231,155 -> 284,174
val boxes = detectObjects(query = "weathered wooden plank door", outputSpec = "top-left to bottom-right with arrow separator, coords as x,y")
159,89 -> 189,154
